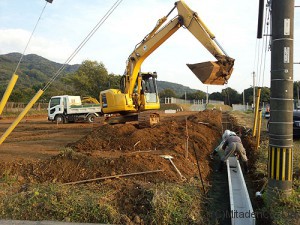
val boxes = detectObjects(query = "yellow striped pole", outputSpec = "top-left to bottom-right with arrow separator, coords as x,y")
0,89 -> 44,145
0,74 -> 19,115
252,88 -> 261,137
255,110 -> 262,150
268,146 -> 293,182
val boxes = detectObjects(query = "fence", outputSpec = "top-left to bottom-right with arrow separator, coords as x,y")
232,104 -> 250,111
162,97 -> 224,105
2,102 -> 48,113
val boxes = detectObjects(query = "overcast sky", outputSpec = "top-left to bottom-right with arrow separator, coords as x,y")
1,0 -> 300,94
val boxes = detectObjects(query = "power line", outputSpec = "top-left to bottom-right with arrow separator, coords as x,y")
14,1 -> 50,75
258,4 -> 270,87
261,8 -> 271,87
43,0 -> 124,91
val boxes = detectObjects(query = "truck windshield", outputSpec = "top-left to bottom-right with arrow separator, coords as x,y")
50,98 -> 60,108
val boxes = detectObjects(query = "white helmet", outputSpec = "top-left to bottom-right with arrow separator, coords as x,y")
222,130 -> 236,140
222,130 -> 231,140
230,131 -> 237,136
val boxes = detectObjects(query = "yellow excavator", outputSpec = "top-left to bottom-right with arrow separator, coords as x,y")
100,0 -> 234,127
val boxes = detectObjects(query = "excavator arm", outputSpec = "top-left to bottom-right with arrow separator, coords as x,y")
123,0 -> 234,97
100,0 -> 234,125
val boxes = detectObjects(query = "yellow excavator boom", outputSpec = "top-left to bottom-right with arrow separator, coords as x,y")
100,0 -> 235,124
123,0 -> 234,97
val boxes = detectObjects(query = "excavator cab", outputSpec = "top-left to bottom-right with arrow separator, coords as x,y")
139,72 -> 160,111
140,72 -> 159,102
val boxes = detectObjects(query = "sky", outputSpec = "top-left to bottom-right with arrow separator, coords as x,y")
0,0 -> 300,94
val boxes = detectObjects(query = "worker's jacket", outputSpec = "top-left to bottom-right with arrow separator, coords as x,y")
222,135 -> 242,150
221,135 -> 247,162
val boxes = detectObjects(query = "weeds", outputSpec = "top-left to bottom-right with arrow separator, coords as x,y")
0,183 -> 121,223
150,183 -> 206,225
58,148 -> 77,160
0,169 -> 18,185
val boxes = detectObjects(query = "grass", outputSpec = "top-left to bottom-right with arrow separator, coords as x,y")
149,183 -> 206,225
0,183 -> 121,223
0,180 -> 206,224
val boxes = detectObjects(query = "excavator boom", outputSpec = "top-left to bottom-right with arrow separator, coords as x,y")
100,0 -> 235,126
175,0 -> 234,84
123,0 -> 234,94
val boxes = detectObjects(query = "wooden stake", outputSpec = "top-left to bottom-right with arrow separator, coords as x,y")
185,117 -> 189,158
62,169 -> 163,185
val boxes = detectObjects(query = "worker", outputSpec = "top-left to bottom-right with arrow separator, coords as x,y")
216,130 -> 249,173
210,130 -> 236,159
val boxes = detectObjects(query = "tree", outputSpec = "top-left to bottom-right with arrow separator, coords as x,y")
209,92 -> 224,101
221,87 -> 241,106
65,60 -> 109,99
180,90 -> 206,100
159,88 -> 177,98
243,86 -> 270,105
260,87 -> 270,103
107,73 -> 121,89
293,81 -> 300,102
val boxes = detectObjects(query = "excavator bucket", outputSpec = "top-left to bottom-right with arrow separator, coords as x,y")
187,60 -> 234,85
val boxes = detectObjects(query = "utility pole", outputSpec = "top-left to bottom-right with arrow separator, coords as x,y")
243,90 -> 245,110
253,72 -> 256,110
206,86 -> 209,104
268,0 -> 294,198
297,83 -> 300,107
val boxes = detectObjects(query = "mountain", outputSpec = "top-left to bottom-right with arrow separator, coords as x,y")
157,80 -> 199,97
0,53 -> 80,85
0,53 -> 199,101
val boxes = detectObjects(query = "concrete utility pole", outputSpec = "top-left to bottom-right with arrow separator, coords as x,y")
268,0 -> 294,197
206,86 -> 209,105
253,72 -> 256,110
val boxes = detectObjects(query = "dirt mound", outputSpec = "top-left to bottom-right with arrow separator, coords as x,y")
0,110 -> 222,185
70,110 -> 222,153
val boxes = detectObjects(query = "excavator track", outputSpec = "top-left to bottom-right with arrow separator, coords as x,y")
138,111 -> 160,128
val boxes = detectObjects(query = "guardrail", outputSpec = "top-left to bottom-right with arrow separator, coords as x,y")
226,157 -> 255,225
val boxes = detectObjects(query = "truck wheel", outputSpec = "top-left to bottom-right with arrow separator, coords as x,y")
55,115 -> 65,124
87,114 -> 95,123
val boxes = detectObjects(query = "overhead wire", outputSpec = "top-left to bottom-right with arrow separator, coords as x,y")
14,1 -> 49,75
0,0 -> 124,144
0,1 -> 51,116
258,4 -> 270,87
43,0 -> 124,92
253,1 -> 271,89
261,6 -> 271,87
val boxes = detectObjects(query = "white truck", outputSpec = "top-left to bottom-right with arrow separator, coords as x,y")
47,95 -> 102,123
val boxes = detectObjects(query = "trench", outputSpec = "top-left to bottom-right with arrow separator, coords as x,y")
205,112 -> 270,225
205,113 -> 232,225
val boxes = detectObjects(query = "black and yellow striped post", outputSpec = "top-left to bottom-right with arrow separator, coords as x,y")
268,146 -> 293,183
267,0 -> 294,197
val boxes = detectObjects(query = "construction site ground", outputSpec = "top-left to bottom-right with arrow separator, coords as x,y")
0,110 -> 297,224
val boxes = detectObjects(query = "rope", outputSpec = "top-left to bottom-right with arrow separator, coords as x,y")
43,0 -> 124,91
14,1 -> 49,75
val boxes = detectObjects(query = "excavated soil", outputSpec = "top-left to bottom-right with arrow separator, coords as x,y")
0,110 -> 225,224
0,110 -> 222,185
0,110 -> 269,224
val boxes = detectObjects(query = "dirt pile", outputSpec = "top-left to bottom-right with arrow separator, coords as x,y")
0,110 -> 222,184
0,110 -> 224,224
